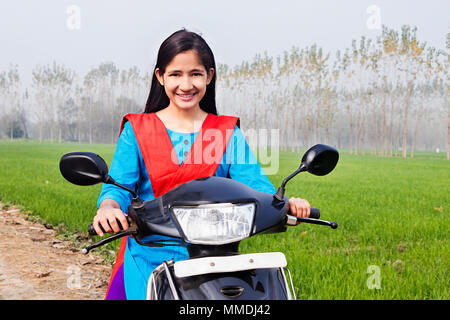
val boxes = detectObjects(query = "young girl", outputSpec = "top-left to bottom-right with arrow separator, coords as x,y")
94,29 -> 311,300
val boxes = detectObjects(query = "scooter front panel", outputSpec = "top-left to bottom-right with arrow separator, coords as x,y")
174,252 -> 287,278
147,260 -> 290,300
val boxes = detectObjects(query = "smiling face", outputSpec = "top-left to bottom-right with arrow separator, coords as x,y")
155,50 -> 214,112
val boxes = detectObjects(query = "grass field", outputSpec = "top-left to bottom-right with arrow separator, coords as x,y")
0,140 -> 448,299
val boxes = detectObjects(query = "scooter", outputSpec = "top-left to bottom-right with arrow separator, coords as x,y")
59,144 -> 339,300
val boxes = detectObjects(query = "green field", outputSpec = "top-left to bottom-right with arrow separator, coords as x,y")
0,140 -> 448,299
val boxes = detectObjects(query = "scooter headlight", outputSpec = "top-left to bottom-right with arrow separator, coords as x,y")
171,202 -> 256,245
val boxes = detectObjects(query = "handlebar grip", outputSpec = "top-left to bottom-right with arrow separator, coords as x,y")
310,208 -> 320,219
88,223 -> 104,236
88,217 -> 130,236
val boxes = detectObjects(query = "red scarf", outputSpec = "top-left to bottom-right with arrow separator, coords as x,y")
121,112 -> 239,197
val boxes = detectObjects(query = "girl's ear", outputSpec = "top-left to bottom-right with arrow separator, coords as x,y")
155,68 -> 164,86
206,68 -> 215,85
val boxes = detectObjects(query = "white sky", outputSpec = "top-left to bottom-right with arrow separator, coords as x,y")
1,0 -> 448,87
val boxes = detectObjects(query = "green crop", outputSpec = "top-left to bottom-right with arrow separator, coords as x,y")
0,141 -> 448,299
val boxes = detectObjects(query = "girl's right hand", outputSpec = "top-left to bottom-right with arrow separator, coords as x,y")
93,199 -> 129,237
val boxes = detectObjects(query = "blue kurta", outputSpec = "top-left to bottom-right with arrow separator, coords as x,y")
98,120 -> 276,299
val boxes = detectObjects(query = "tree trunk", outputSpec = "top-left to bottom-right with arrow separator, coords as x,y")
39,123 -> 43,143
360,113 -> 366,156
10,118 -> 13,141
291,102 -> 296,153
372,108 -> 378,156
355,111 -> 361,155
401,81 -> 413,158
19,111 -> 29,139
89,103 -> 93,144
291,124 -> 296,152
306,115 -> 312,149
447,120 -> 450,160
348,106 -> 353,155
50,124 -> 54,143
447,99 -> 450,160
411,110 -> 421,158
388,94 -> 395,157
381,87 -> 388,157
111,120 -> 114,145
89,120 -> 92,144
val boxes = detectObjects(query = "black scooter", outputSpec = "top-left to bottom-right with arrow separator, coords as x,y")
59,144 -> 339,300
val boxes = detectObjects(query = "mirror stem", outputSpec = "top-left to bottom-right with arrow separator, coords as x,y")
105,175 -> 144,208
274,163 -> 307,201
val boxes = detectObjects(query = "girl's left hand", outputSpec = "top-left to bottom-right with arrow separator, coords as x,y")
287,197 -> 311,218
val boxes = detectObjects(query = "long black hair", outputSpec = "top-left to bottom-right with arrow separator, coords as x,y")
144,29 -> 218,115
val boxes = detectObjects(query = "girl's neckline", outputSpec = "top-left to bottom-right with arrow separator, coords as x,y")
153,112 -> 208,134
166,127 -> 198,135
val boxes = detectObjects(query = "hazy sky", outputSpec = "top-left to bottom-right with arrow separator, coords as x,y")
1,0 -> 448,86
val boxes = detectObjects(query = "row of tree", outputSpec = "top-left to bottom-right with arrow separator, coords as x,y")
216,25 -> 448,159
0,25 -> 449,159
0,62 -> 145,144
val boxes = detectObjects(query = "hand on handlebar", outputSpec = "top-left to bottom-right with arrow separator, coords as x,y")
287,197 -> 311,218
94,199 -> 129,237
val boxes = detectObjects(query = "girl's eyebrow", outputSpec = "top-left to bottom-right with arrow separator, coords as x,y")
167,68 -> 205,73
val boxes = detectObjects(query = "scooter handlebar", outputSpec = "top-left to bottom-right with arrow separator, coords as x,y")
286,207 -> 320,219
309,208 -> 320,219
88,223 -> 101,236
286,207 -> 338,229
88,209 -> 321,236
88,216 -> 132,236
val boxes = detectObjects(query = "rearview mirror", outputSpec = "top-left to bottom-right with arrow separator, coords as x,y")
59,152 -> 142,205
274,144 -> 339,201
300,144 -> 339,176
59,152 -> 108,186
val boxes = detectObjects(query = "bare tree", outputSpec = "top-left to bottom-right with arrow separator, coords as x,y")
31,62 -> 75,143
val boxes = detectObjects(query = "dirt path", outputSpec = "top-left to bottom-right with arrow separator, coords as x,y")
0,204 -> 112,300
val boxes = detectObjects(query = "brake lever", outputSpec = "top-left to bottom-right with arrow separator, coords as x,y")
286,215 -> 338,229
82,222 -> 138,254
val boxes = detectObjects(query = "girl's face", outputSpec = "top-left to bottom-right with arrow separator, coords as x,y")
155,50 -> 214,112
